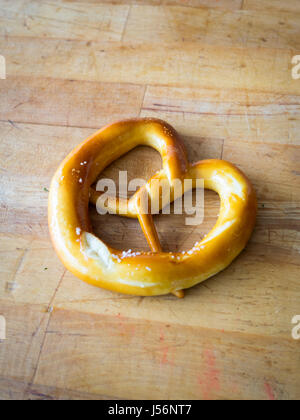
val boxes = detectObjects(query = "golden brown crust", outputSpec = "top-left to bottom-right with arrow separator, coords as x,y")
48,118 -> 257,297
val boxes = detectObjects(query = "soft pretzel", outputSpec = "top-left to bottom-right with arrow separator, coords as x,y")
48,118 -> 257,297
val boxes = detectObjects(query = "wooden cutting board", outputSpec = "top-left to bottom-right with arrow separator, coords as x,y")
0,0 -> 300,400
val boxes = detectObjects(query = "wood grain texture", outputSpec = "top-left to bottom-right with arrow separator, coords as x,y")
33,308 -> 299,400
0,0 -> 130,42
1,37 -> 297,94
0,77 -> 145,128
0,0 -> 299,401
124,5 -> 300,49
243,0 -> 300,14
141,85 -> 300,144
61,0 -> 243,10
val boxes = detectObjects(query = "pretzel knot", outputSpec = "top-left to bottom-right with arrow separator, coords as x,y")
49,118 -> 257,298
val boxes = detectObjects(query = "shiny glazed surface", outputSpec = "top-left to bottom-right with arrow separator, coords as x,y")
48,118 -> 257,297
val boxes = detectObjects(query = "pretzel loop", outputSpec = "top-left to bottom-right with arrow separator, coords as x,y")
49,118 -> 257,297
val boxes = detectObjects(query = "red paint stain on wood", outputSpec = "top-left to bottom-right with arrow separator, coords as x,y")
198,349 -> 220,400
116,312 -> 135,338
158,328 -> 175,366
161,346 -> 169,364
264,382 -> 276,400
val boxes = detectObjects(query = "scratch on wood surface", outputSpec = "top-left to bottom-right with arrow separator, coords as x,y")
143,107 -> 279,117
8,120 -> 20,129
25,269 -> 67,396
6,248 -> 30,294
139,85 -> 148,117
121,5 -> 131,42
220,139 -> 225,159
